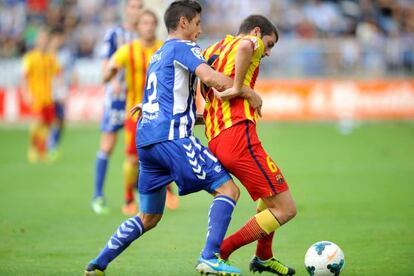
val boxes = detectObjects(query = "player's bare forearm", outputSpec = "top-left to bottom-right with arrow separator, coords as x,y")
103,67 -> 118,83
195,63 -> 262,115
232,40 -> 254,92
197,65 -> 252,97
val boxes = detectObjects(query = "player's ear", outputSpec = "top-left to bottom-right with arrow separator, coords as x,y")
179,16 -> 188,29
251,27 -> 261,38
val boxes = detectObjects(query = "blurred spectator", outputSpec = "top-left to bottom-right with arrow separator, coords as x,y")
0,0 -> 412,76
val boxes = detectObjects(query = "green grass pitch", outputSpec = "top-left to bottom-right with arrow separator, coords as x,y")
0,122 -> 413,275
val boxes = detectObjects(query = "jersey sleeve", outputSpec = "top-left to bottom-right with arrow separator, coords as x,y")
111,44 -> 128,68
175,42 -> 206,73
242,36 -> 264,57
100,29 -> 117,59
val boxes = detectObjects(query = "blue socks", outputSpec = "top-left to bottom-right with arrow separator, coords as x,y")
94,151 -> 109,198
93,216 -> 144,270
202,195 -> 236,259
48,126 -> 61,150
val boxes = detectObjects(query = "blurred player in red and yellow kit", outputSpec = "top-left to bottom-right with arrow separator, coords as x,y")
104,10 -> 179,215
22,29 -> 61,163
201,15 -> 297,275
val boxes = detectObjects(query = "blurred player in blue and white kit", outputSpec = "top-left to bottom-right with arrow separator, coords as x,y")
91,0 -> 143,214
84,1 -> 263,275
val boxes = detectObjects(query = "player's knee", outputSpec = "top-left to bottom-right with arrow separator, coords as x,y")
220,180 -> 240,202
284,200 -> 297,221
139,213 -> 162,231
228,185 -> 240,202
100,144 -> 114,156
100,134 -> 116,155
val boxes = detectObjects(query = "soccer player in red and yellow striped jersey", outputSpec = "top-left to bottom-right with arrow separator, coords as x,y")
22,29 -> 61,163
201,15 -> 297,275
202,33 -> 263,141
104,10 -> 179,215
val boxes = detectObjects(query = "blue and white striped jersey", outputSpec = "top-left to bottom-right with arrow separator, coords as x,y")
100,25 -> 138,59
137,39 -> 206,148
100,25 -> 138,131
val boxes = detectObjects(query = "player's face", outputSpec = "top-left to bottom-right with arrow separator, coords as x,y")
186,14 -> 202,42
137,13 -> 157,41
49,34 -> 64,51
36,31 -> 49,52
261,33 -> 277,58
126,0 -> 143,24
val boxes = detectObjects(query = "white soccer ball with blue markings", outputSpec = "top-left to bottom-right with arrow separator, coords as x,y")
304,241 -> 345,276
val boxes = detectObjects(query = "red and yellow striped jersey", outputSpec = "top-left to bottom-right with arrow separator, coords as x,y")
22,49 -> 61,112
111,39 -> 162,120
202,35 -> 265,141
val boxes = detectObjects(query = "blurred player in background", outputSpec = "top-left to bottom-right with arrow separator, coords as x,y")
91,0 -> 143,214
201,15 -> 297,275
104,9 -> 179,215
22,28 -> 61,163
83,1 -> 265,274
47,27 -> 76,161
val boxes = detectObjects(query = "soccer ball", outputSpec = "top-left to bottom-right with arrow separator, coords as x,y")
304,241 -> 345,276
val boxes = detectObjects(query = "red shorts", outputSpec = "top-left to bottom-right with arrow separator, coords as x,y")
124,118 -> 138,156
37,104 -> 55,126
208,120 -> 289,201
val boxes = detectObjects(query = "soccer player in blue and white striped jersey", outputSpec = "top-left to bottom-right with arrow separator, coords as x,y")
84,1 -> 261,275
92,0 -> 142,215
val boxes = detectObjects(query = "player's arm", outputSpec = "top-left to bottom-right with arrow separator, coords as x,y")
101,31 -> 123,93
21,56 -> 32,105
195,63 -> 262,115
103,59 -> 120,83
215,39 -> 263,115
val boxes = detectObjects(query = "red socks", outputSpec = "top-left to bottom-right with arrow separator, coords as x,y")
220,217 -> 267,260
256,231 -> 275,260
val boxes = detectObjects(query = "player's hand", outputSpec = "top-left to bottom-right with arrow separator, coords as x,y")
214,87 -> 242,101
130,103 -> 142,118
247,91 -> 263,117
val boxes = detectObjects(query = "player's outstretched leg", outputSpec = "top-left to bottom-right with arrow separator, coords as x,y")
84,215 -> 146,275
220,191 -> 296,275
248,199 -> 295,275
196,181 -> 241,275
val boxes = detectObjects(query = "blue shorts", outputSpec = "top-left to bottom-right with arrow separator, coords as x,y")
138,136 -> 232,214
100,86 -> 126,133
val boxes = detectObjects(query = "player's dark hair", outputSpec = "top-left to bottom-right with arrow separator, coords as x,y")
164,0 -> 202,33
237,15 -> 279,42
139,9 -> 159,25
50,26 -> 64,36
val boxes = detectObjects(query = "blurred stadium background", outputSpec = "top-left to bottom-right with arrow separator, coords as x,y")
0,0 -> 413,275
0,0 -> 414,121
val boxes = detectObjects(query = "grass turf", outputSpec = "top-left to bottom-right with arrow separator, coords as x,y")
0,122 -> 413,275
